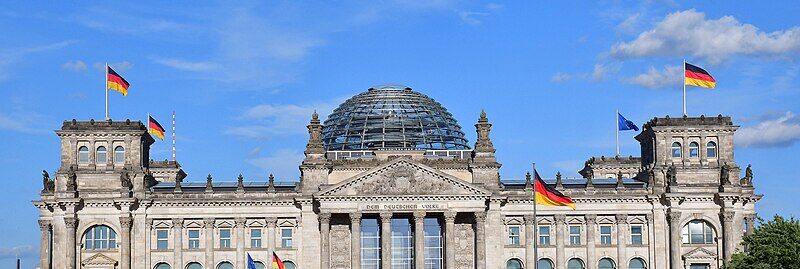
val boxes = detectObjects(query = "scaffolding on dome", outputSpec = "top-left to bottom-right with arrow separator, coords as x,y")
322,85 -> 471,151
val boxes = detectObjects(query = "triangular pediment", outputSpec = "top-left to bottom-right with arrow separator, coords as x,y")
683,247 -> 717,259
82,253 -> 117,266
317,158 -> 490,196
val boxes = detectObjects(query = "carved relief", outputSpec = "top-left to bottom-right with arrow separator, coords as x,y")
454,223 -> 475,269
329,224 -> 351,269
354,164 -> 453,195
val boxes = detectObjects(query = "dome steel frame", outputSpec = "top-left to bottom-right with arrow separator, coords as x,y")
322,85 -> 470,151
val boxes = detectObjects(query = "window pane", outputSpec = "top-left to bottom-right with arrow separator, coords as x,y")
114,146 -> 125,163
361,218 -> 381,269
186,262 -> 203,269
283,261 -> 296,269
672,142 -> 681,157
707,142 -> 717,158
538,259 -> 554,269
629,258 -> 646,269
568,259 -> 585,269
599,258 -> 616,269
506,259 -> 523,269
690,142 -> 699,157
96,146 -> 107,163
78,146 -> 89,163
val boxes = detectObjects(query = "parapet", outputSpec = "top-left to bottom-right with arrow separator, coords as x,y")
642,115 -> 733,129
60,119 -> 146,131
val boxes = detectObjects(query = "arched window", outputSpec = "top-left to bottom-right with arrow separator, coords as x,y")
707,142 -> 717,158
283,261 -> 296,269
78,146 -> 89,163
682,220 -> 714,244
83,225 -> 117,250
96,146 -> 107,164
689,142 -> 699,158
114,146 -> 125,164
216,262 -> 234,269
506,258 -> 524,269
629,258 -> 647,269
598,258 -> 616,269
252,261 -> 265,269
671,142 -> 682,158
568,258 -> 586,269
185,262 -> 202,269
538,258 -> 554,269
154,263 -> 171,269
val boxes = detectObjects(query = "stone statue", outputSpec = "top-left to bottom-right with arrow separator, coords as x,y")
120,168 -> 132,190
720,162 -> 732,185
666,164 -> 677,185
41,170 -> 54,193
66,165 -> 77,191
741,164 -> 753,186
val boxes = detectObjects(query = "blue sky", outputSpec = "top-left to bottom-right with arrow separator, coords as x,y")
2,1 -> 800,267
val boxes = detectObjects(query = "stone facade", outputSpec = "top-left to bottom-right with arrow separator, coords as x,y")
34,99 -> 760,269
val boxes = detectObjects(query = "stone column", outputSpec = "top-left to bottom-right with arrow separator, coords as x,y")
412,211 -> 426,269
585,214 -> 597,269
203,218 -> 215,268
380,212 -> 393,269
744,214 -> 756,236
38,220 -> 51,269
235,218 -> 246,269
320,212 -> 332,269
616,214 -> 628,265
474,211 -> 487,269
668,212 -> 682,269
721,211 -> 735,261
444,211 -> 457,269
119,216 -> 133,269
173,218 -> 184,268
266,217 -> 278,255
524,214 -> 536,268
64,217 -> 78,269
555,214 -> 566,267
349,213 -> 362,269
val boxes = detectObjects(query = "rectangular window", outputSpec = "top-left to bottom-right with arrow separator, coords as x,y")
188,229 -> 200,249
538,226 -> 550,246
600,225 -> 612,245
508,226 -> 520,246
361,218 -> 381,269
569,225 -> 581,246
156,229 -> 169,250
251,229 -> 262,249
631,225 -> 643,245
281,228 -> 293,248
219,228 -> 231,249
423,218 -> 443,269
391,218 -> 413,269
689,264 -> 710,269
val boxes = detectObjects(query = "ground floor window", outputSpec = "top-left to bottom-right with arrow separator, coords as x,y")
568,258 -> 585,269
391,217 -> 413,269
506,258 -> 523,269
423,217 -> 443,269
361,218 -> 381,269
598,258 -> 616,269
629,258 -> 647,269
185,262 -> 202,269
154,263 -> 171,269
538,258 -> 554,269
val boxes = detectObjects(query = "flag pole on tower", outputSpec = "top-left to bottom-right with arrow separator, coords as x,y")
105,62 -> 109,120
532,162 -> 538,269
172,111 -> 176,161
682,59 -> 687,116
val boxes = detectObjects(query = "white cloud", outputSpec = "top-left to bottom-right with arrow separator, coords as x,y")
736,112 -> 800,148
0,111 -> 49,134
151,57 -> 217,72
551,72 -> 572,82
552,64 -> 617,83
246,149 -> 305,181
93,61 -> 133,72
616,13 -> 640,34
62,60 -> 87,72
592,64 -> 610,81
0,244 -> 36,259
0,41 -> 74,81
458,11 -> 490,25
623,65 -> 681,89
610,9 -> 800,63
226,99 -> 340,140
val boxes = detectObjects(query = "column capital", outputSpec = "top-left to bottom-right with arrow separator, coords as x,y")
474,211 -> 487,222
234,217 -> 246,227
523,214 -> 536,225
64,217 -> 78,229
668,211 -> 682,224
743,214 -> 757,222
585,214 -> 597,224
266,217 -> 278,228
319,212 -> 332,224
413,211 -> 426,221
379,212 -> 393,223
721,211 -> 735,222
554,214 -> 566,225
349,212 -> 362,223
120,216 -> 133,229
172,218 -> 184,228
203,218 -> 215,228
38,219 -> 51,231
444,211 -> 457,222
616,214 -> 629,224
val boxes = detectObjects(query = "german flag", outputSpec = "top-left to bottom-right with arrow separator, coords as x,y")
148,116 -> 165,140
272,252 -> 286,269
534,170 -> 576,210
107,66 -> 130,96
685,62 -> 715,89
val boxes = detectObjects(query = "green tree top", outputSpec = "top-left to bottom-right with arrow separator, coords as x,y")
726,215 -> 800,269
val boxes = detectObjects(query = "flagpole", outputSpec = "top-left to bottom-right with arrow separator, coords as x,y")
172,111 -> 176,161
682,59 -> 687,117
105,63 -> 109,120
615,110 -> 620,157
532,163 -> 538,269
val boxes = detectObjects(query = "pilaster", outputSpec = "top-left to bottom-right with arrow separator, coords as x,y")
319,212 -> 332,269
444,211 -> 457,269
555,214 -> 566,267
668,211 -> 682,269
235,217 -> 246,269
523,214 -> 536,268
380,212 -> 393,269
266,217 -> 278,257
616,214 -> 628,264
585,214 -> 597,269
413,211 -> 426,269
203,218 -> 215,268
119,216 -> 133,269
349,213 -> 362,269
474,211 -> 487,269
64,217 -> 78,269
172,218 -> 183,268
721,211 -> 735,261
38,219 -> 51,269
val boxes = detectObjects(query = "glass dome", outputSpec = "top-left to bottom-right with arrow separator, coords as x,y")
322,84 -> 470,151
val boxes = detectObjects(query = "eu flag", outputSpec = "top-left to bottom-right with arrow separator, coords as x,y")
618,113 -> 639,131
247,253 -> 257,269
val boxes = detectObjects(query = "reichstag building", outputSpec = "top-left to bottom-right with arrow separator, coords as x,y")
34,84 -> 760,269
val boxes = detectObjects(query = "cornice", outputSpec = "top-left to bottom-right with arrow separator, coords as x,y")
149,199 -> 296,207
317,195 -> 489,202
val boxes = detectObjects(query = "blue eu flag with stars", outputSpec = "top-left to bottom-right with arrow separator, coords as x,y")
618,113 -> 639,131
247,253 -> 257,269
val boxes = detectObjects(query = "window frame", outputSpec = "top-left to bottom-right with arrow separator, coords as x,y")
706,141 -> 717,158
280,227 -> 293,248
630,225 -> 643,245
598,258 -> 617,269
96,146 -> 108,164
219,228 -> 232,249
78,146 -> 90,163
629,257 -> 647,269
507,225 -> 521,246
568,258 -> 586,269
681,220 -> 715,244
569,225 -> 582,246
250,228 -> 262,249
689,142 -> 700,158
537,258 -> 555,269
599,225 -> 612,245
114,146 -> 125,164
188,229 -> 200,249
156,229 -> 169,250
83,225 -> 118,250
538,225 -> 551,246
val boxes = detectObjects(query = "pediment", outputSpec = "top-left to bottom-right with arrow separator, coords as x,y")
82,253 -> 117,266
683,247 -> 717,259
317,158 -> 490,197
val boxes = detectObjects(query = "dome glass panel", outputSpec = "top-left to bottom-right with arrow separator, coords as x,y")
322,85 -> 470,150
